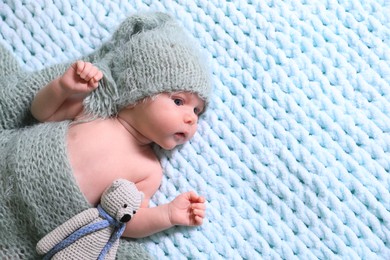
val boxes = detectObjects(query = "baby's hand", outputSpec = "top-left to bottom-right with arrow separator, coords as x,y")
168,191 -> 206,226
73,61 -> 103,88
60,61 -> 103,94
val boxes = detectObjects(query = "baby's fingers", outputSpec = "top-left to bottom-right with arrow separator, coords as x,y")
187,191 -> 206,204
191,202 -> 206,211
86,70 -> 102,88
93,70 -> 103,82
191,202 -> 206,218
81,64 -> 95,81
76,62 -> 99,82
191,206 -> 206,226
75,61 -> 93,80
75,60 -> 86,75
88,78 -> 98,89
193,215 -> 204,225
192,208 -> 205,218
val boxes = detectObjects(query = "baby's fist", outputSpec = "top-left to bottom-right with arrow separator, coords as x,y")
168,191 -> 206,226
73,61 -> 103,88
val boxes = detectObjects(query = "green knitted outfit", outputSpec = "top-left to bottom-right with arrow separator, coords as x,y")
0,12 -> 211,259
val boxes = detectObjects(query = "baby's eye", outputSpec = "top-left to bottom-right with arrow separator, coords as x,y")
194,107 -> 201,115
174,98 -> 184,106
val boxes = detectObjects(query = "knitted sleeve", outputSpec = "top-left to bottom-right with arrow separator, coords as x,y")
0,44 -> 69,130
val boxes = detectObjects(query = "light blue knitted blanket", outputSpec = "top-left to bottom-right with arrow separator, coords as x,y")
1,0 -> 388,259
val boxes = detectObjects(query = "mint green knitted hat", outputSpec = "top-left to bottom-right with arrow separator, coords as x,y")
83,12 -> 211,118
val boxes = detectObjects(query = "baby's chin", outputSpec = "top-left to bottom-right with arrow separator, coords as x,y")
157,136 -> 189,150
160,144 -> 180,151
158,142 -> 184,151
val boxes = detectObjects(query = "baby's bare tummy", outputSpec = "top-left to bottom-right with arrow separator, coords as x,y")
66,120 -> 161,205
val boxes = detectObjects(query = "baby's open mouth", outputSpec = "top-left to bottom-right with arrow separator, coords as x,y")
174,132 -> 186,139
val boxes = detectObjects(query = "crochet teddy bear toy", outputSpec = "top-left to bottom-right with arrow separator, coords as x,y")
36,179 -> 144,260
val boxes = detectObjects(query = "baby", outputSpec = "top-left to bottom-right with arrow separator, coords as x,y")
31,13 -> 211,238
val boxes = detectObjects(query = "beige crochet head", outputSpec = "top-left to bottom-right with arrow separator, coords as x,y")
84,12 -> 212,118
100,179 -> 144,222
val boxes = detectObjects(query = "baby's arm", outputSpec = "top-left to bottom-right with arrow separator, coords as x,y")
122,191 -> 206,238
30,61 -> 103,122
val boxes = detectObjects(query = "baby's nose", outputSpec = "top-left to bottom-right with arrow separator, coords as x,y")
184,113 -> 197,125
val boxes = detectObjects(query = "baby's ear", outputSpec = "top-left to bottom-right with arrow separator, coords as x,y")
112,12 -> 173,46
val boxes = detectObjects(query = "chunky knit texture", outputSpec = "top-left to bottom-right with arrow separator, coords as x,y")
1,1 -> 389,259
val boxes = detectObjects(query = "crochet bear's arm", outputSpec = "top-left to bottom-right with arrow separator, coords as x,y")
36,208 -> 99,255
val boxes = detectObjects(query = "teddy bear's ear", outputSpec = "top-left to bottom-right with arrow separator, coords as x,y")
111,179 -> 123,188
103,179 -> 122,195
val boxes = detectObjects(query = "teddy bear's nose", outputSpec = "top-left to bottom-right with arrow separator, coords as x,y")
120,214 -> 132,223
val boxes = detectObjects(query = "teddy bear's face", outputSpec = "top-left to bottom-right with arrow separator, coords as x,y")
118,203 -> 137,223
100,179 -> 144,222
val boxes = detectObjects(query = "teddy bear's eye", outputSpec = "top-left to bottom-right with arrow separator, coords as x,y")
133,210 -> 137,214
123,204 -> 128,208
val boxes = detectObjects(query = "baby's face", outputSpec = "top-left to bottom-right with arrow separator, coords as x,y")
124,92 -> 205,150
